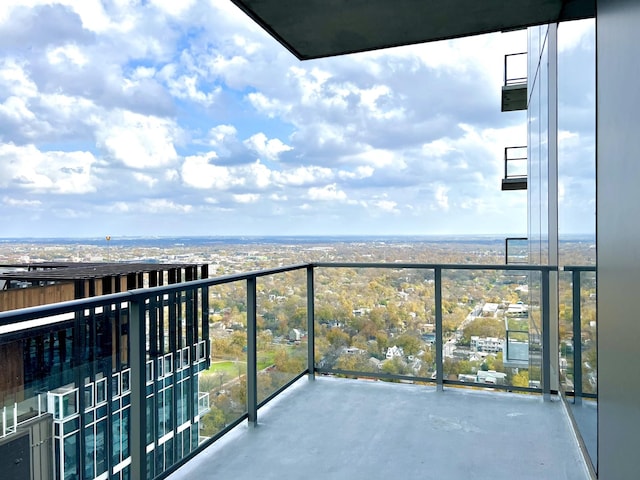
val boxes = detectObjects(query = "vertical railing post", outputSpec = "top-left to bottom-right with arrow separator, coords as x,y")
504,147 -> 509,179
504,54 -> 508,86
505,237 -> 509,264
129,295 -> 147,480
572,269 -> 583,405
541,269 -> 551,401
435,267 -> 444,392
307,266 -> 315,380
246,277 -> 258,426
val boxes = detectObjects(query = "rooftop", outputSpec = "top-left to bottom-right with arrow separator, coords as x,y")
0,262 -> 203,282
170,376 -> 590,480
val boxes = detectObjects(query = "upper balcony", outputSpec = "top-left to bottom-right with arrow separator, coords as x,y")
501,52 -> 528,112
502,146 -> 528,190
0,262 -> 595,480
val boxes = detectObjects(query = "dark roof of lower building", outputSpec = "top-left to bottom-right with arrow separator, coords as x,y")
0,262 -> 202,282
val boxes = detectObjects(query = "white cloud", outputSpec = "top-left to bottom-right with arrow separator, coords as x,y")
346,148 -> 404,169
246,92 -> 288,118
3,196 -> 42,207
133,172 -> 158,188
244,132 -> 292,161
0,143 -> 97,194
233,193 -> 260,204
163,66 -> 220,106
372,199 -> 399,213
93,110 -> 179,169
149,0 -> 197,18
181,154 -> 239,190
0,59 -> 38,98
243,160 -> 272,188
308,184 -> 347,202
434,185 -> 450,211
47,44 -> 88,67
142,199 -> 192,214
275,165 -> 333,186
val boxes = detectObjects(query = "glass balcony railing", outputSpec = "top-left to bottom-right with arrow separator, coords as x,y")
559,265 -> 597,470
505,237 -> 528,264
504,52 -> 527,87
197,392 -> 210,417
502,52 -> 528,111
0,261 -> 592,480
559,266 -> 597,400
501,146 -> 527,190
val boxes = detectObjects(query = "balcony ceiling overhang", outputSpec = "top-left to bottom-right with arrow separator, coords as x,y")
230,0 -> 595,60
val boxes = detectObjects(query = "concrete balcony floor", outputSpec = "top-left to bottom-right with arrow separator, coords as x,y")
170,377 -> 591,480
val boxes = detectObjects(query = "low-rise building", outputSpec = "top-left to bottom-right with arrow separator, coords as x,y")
470,336 -> 504,353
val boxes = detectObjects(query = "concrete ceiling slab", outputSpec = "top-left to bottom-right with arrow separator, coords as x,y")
230,0 -> 595,60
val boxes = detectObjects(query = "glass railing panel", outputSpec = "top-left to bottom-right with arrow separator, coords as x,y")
256,269 -> 308,403
559,267 -> 597,471
559,272 -> 575,393
314,267 -> 436,381
442,268 -> 540,391
197,281 -> 248,441
139,282 -> 216,477
504,52 -> 527,86
505,146 -> 528,179
580,271 -> 597,397
559,269 -> 597,396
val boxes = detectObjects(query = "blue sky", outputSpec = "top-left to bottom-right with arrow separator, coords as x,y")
0,1 -> 595,238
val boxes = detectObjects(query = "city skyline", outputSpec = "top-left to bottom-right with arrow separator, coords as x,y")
0,2 -> 594,238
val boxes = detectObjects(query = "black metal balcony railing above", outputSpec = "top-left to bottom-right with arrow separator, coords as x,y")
502,146 -> 527,190
0,261 -> 593,480
502,52 -> 527,112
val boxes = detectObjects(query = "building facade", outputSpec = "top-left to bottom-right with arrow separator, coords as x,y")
0,264 -> 211,480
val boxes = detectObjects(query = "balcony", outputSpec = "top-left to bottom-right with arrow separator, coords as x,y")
0,262 -> 595,480
502,146 -> 528,190
169,376 -> 589,480
501,52 -> 528,112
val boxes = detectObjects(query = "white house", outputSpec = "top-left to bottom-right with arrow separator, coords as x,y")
385,345 -> 404,359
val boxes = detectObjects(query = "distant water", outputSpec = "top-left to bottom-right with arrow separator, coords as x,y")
0,234 -> 595,248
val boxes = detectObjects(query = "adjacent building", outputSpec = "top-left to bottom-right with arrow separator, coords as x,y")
0,263 -> 211,480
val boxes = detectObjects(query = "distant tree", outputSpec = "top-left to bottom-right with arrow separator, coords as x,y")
512,370 -> 529,388
394,334 -> 422,356
200,406 -> 227,436
326,327 -> 350,348
462,317 -> 505,344
274,348 -> 306,373
381,357 -> 411,377
335,352 -> 374,373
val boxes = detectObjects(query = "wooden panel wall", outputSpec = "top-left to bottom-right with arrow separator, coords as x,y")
0,283 -> 75,313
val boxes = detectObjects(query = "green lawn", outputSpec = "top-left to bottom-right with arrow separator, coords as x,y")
258,351 -> 276,370
203,350 -> 276,380
205,360 -> 246,377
